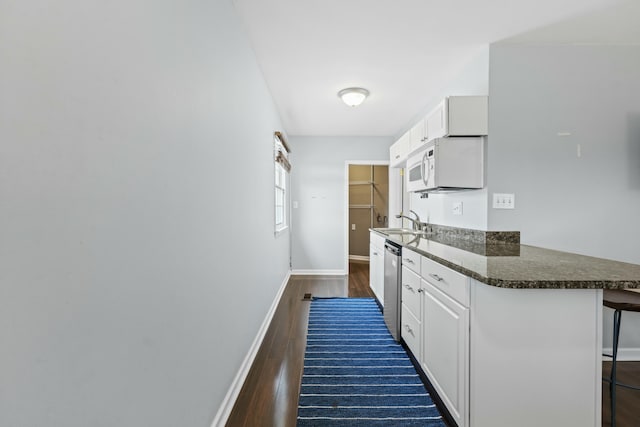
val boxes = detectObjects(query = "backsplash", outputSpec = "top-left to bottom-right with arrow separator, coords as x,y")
426,223 -> 520,245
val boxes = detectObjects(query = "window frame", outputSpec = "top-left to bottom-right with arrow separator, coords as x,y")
274,135 -> 290,236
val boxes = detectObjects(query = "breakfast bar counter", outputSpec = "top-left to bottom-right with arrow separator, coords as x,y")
370,227 -> 640,427
374,229 -> 640,289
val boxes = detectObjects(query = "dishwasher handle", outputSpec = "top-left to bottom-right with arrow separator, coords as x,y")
384,241 -> 401,256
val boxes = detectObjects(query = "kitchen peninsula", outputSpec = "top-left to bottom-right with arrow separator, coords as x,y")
372,227 -> 640,427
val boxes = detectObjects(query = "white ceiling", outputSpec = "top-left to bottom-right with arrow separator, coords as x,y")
233,0 -> 639,137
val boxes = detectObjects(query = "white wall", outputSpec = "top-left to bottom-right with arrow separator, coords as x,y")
290,136 -> 393,272
0,1 -> 289,426
488,44 -> 640,263
402,47 -> 491,230
487,44 -> 640,352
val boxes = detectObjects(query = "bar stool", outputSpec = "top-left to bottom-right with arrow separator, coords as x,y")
603,289 -> 640,427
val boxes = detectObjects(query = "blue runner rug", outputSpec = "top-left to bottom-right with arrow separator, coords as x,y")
297,297 -> 445,426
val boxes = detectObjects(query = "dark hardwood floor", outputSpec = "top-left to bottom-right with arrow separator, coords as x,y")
225,262 -> 373,427
225,262 -> 640,426
602,361 -> 640,426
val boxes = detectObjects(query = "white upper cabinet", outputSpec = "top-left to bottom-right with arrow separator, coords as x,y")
389,130 -> 411,168
427,96 -> 488,140
425,99 -> 448,140
409,117 -> 427,152
389,95 -> 488,168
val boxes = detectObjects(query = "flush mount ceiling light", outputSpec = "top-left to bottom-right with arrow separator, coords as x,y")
338,87 -> 370,107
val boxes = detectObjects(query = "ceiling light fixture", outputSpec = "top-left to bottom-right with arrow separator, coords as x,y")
338,87 -> 370,107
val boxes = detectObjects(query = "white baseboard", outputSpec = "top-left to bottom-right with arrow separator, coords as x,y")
349,255 -> 370,262
291,269 -> 347,276
602,347 -> 640,361
210,270 -> 291,427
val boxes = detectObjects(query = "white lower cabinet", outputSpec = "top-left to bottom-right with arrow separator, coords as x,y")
422,280 -> 469,427
397,248 -> 601,427
401,304 -> 421,359
369,232 -> 385,305
401,265 -> 422,360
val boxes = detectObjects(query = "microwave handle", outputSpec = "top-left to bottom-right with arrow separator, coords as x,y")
422,151 -> 430,187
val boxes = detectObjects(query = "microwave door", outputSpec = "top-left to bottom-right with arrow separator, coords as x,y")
407,160 -> 423,192
422,150 -> 436,190
422,151 -> 429,188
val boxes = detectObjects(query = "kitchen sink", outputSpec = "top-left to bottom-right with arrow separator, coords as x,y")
373,227 -> 418,235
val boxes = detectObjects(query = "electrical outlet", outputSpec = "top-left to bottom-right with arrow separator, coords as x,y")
452,202 -> 463,215
493,193 -> 515,209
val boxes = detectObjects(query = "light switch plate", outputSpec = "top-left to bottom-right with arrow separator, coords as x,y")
493,193 -> 515,209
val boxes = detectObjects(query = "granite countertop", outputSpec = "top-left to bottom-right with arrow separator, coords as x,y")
373,229 -> 640,289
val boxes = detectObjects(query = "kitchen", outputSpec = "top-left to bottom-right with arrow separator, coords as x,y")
1,1 -> 639,427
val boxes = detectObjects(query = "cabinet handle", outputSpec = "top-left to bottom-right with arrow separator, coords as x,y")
404,324 -> 414,335
373,252 -> 379,256
429,273 -> 444,282
403,258 -> 414,264
404,284 -> 414,291
417,288 -> 424,293
395,154 -> 400,159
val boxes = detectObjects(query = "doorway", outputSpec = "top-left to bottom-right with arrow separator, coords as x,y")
346,163 -> 389,269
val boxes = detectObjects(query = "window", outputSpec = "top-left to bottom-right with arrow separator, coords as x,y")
275,162 -> 287,232
274,132 -> 291,235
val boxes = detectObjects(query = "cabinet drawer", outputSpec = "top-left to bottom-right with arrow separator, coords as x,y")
402,248 -> 421,274
402,303 -> 421,360
421,256 -> 469,307
401,266 -> 421,320
370,231 -> 386,249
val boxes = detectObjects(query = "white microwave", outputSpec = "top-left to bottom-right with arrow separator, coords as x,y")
406,137 -> 484,193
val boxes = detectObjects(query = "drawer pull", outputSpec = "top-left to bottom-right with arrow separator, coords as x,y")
417,288 -> 424,293
404,284 -> 414,291
395,154 -> 400,159
404,324 -> 414,335
373,252 -> 379,256
403,258 -> 414,264
429,273 -> 444,282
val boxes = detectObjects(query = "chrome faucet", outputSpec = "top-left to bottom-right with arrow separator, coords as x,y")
395,210 -> 425,232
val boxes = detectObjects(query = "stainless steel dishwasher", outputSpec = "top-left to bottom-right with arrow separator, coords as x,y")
383,240 -> 402,341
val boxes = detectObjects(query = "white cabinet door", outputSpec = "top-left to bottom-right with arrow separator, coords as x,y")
447,96 -> 488,136
390,130 -> 410,168
425,96 -> 488,142
425,99 -> 448,140
369,242 -> 384,305
422,280 -> 469,427
409,117 -> 426,152
375,246 -> 384,305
